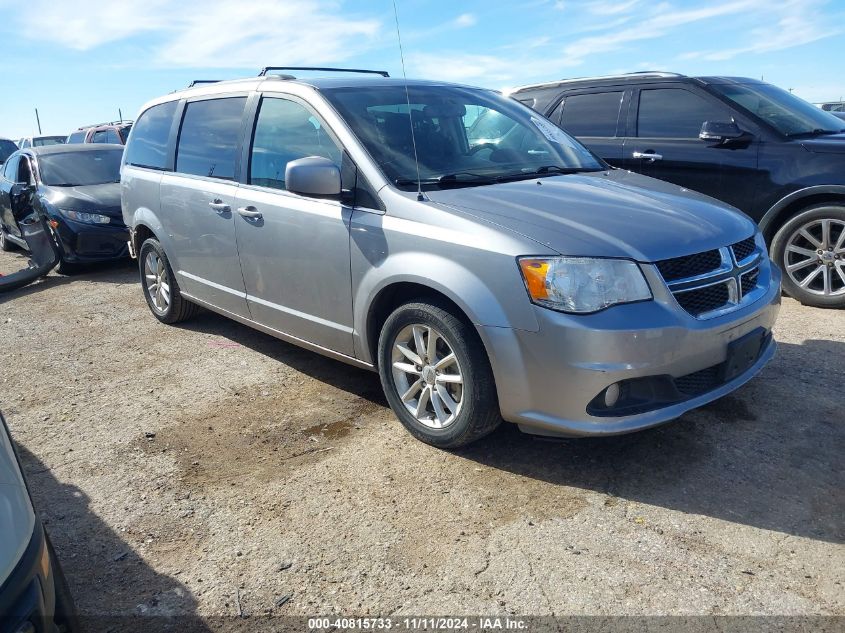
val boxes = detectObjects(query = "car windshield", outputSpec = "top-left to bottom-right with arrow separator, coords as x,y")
323,84 -> 604,189
38,149 -> 123,186
0,140 -> 17,163
33,136 -> 67,147
711,82 -> 845,137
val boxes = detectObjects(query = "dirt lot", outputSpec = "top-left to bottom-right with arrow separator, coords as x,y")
0,250 -> 842,628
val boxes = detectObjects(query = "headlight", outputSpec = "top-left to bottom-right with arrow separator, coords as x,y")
518,256 -> 652,313
58,208 -> 111,224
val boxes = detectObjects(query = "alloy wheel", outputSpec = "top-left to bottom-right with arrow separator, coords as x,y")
784,218 -> 845,296
144,251 -> 171,313
391,324 -> 464,429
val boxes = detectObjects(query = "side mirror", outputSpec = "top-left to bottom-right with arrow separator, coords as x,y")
699,120 -> 744,142
285,156 -> 341,197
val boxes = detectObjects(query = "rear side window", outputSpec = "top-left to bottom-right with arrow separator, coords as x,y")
559,92 -> 623,137
104,129 -> 122,144
637,88 -> 728,138
124,100 -> 178,170
249,97 -> 341,191
67,131 -> 86,144
176,97 -> 247,180
92,130 -> 109,143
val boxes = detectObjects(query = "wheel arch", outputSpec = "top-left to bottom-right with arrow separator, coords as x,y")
759,186 -> 845,242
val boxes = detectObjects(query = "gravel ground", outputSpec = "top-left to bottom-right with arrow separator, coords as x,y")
0,249 -> 842,630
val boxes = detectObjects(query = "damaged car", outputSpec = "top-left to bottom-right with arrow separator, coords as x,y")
0,144 -> 129,276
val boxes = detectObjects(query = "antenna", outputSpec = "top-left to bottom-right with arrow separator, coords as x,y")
391,0 -> 425,202
35,108 -> 42,134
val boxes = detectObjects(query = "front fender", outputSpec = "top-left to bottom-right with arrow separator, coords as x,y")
759,184 -> 845,237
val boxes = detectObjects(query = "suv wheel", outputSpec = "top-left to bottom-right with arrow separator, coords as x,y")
377,300 -> 501,448
139,237 -> 198,323
771,204 -> 845,308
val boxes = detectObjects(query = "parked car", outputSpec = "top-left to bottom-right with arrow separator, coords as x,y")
122,69 -> 780,447
816,101 -> 845,112
509,73 -> 845,308
0,411 -> 77,631
0,138 -> 17,166
66,121 -> 132,145
16,136 -> 66,150
0,144 -> 128,273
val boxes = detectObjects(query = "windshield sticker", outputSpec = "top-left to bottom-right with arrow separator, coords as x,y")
531,116 -> 572,145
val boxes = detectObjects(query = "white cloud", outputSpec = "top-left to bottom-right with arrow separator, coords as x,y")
408,51 -> 563,86
453,13 -> 477,28
14,0 -> 382,67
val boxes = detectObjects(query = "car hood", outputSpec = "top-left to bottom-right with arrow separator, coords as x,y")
425,169 -> 756,261
42,182 -> 122,216
801,133 -> 845,155
0,416 -> 36,585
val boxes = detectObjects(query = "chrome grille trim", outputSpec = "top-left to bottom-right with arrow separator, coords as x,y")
656,241 -> 765,319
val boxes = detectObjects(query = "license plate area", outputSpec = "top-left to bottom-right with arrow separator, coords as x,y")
721,327 -> 767,382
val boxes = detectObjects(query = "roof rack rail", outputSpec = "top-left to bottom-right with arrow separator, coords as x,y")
188,80 -> 221,87
75,120 -> 132,130
510,71 -> 685,92
258,66 -> 390,78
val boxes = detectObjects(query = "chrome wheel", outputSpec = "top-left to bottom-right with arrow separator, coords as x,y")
391,324 -> 464,429
144,251 -> 171,313
784,218 -> 845,297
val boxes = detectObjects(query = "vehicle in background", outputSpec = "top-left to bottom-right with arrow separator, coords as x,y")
0,145 -> 128,273
16,136 -> 66,149
0,411 -> 78,631
66,121 -> 133,145
509,73 -> 845,308
0,138 -> 17,166
816,101 -> 845,112
121,68 -> 779,447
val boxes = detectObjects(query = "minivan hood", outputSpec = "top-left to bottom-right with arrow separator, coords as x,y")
426,170 -> 756,262
42,182 -> 122,216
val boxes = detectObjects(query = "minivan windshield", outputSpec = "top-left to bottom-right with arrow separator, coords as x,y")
323,85 -> 604,189
710,82 -> 845,137
38,149 -> 123,186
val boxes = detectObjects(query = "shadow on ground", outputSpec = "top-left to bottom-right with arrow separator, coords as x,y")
16,443 -> 213,632
179,311 -> 843,545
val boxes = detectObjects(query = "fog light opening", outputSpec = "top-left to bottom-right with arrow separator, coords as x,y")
603,383 -> 621,408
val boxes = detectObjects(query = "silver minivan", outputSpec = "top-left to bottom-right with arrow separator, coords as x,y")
121,69 -> 781,448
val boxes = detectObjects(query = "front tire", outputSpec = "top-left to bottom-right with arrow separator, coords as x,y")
138,237 -> 198,324
771,204 -> 845,308
0,227 -> 16,252
377,300 -> 501,448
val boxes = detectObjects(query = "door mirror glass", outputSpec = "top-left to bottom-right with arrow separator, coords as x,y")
285,156 -> 341,197
700,120 -> 743,141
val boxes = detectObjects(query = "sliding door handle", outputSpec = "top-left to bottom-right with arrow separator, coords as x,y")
632,151 -> 663,161
209,200 -> 230,213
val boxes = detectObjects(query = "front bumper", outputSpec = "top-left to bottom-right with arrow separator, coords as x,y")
0,524 -> 57,633
481,261 -> 782,437
51,217 -> 129,263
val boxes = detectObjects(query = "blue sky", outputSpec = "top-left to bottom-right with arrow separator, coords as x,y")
1,0 -> 843,139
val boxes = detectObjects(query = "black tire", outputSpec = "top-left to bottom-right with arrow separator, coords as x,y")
0,227 -> 16,252
771,204 -> 845,309
56,259 -> 81,275
377,299 -> 501,448
138,237 -> 199,324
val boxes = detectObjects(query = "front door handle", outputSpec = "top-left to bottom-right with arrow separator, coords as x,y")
237,206 -> 263,220
632,151 -> 663,161
209,199 -> 230,213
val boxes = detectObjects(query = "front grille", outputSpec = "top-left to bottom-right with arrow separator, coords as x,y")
655,249 -> 722,282
674,365 -> 721,396
674,282 -> 730,317
731,236 -> 756,262
741,267 -> 760,295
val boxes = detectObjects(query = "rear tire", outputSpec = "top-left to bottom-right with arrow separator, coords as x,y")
138,237 -> 198,324
771,204 -> 845,309
377,299 -> 501,448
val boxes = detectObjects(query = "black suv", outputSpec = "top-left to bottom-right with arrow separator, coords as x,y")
510,72 -> 845,308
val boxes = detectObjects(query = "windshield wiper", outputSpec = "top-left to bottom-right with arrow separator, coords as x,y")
395,172 -> 500,188
534,165 -> 604,175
